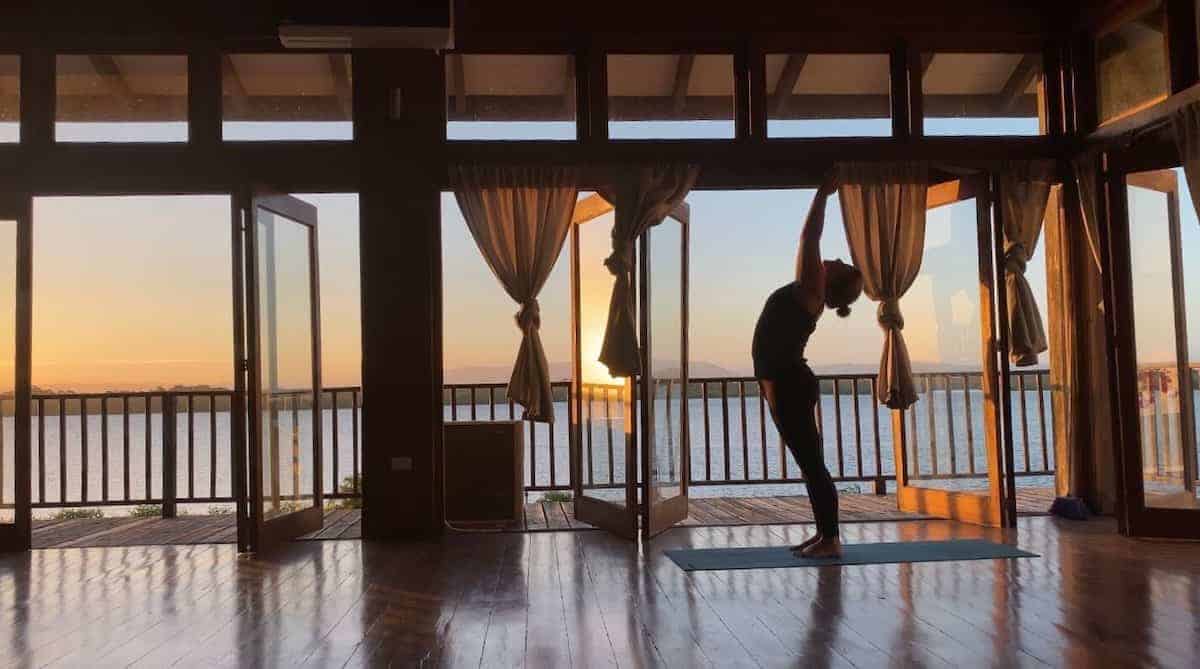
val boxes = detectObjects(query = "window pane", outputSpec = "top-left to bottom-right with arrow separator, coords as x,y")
55,55 -> 187,143
446,54 -> 576,140
0,56 -> 19,143
607,54 -> 734,139
222,54 -> 352,141
922,52 -> 1044,136
1098,2 -> 1169,124
1126,170 -> 1198,509
766,53 -> 891,138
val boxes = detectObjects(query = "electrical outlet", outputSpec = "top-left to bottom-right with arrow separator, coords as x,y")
391,456 -> 413,472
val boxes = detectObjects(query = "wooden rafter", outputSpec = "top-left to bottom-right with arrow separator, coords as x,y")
451,53 -> 467,115
88,55 -> 133,104
562,56 -> 575,115
221,54 -> 249,115
920,53 -> 935,76
671,54 -> 695,114
327,54 -> 352,118
770,54 -> 808,115
999,54 -> 1041,112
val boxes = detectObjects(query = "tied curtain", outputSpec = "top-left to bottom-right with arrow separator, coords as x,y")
1042,153 -> 1116,512
999,161 -> 1056,367
597,164 -> 699,378
452,165 -> 579,422
836,162 -> 929,410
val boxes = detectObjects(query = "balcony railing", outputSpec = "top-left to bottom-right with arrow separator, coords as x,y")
442,370 -> 1061,494
0,387 -> 362,516
8,365 -> 1200,517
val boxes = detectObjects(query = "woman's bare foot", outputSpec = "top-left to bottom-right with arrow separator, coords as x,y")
790,533 -> 822,554
800,536 -> 842,559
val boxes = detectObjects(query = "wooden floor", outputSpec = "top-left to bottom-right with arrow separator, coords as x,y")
4,515 -> 1198,667
29,489 -> 1056,549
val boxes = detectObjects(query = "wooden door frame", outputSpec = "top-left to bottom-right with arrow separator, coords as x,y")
0,191 -> 32,553
1105,154 -> 1200,538
893,175 -> 1010,527
640,203 -> 691,539
239,191 -> 324,552
569,194 -> 690,540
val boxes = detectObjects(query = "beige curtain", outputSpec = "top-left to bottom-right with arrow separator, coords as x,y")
1044,155 -> 1117,512
597,164 -> 699,378
836,162 -> 929,410
452,165 -> 579,422
999,161 -> 1055,367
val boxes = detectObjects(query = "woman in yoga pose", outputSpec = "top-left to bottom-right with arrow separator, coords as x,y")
753,175 -> 863,558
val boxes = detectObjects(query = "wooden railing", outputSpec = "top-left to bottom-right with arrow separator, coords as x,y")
13,365 -> 1200,516
442,370 -> 1061,494
0,387 -> 362,517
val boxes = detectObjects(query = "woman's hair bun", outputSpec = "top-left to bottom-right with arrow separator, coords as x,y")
836,305 -> 852,318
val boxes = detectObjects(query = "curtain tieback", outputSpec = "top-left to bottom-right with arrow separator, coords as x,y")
877,300 -> 905,331
1004,243 -> 1028,275
516,299 -> 541,332
604,245 -> 633,277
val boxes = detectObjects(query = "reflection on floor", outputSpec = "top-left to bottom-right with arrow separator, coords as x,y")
30,488 -> 1056,549
5,516 -> 1198,667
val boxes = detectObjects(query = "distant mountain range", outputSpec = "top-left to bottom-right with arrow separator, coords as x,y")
444,360 -> 738,384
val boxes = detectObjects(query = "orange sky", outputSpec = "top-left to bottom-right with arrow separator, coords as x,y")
28,193 -> 361,392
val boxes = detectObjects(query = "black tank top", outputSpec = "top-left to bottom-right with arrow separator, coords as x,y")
752,282 -> 818,380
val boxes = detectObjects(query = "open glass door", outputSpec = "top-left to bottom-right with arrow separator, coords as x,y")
640,204 -> 689,538
892,176 -> 1010,527
1110,165 -> 1200,538
0,194 -> 30,552
569,194 -> 691,540
237,192 -> 323,552
570,195 -> 637,539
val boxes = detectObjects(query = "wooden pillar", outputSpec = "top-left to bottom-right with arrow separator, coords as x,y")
357,51 -> 446,538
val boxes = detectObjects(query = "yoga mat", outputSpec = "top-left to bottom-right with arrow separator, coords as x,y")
665,539 -> 1037,571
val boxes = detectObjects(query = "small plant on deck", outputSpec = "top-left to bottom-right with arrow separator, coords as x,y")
325,475 -> 363,510
52,508 -> 104,521
539,491 -> 573,504
129,504 -> 162,518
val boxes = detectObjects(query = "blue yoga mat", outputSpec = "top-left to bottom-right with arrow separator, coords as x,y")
665,539 -> 1037,571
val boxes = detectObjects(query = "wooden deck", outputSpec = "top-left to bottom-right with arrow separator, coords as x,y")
29,488 -> 1056,549
5,514 -> 1199,667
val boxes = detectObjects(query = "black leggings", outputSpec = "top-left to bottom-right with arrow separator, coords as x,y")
765,368 -> 839,538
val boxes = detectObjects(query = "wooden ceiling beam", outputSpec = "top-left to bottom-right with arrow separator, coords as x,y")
87,55 -> 134,104
327,54 -> 352,118
671,54 -> 695,114
770,54 -> 808,115
221,54 -> 249,115
999,54 -> 1041,112
451,53 -> 467,115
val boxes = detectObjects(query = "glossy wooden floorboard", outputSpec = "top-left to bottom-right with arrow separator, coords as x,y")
4,515 -> 1197,668
28,489 -> 1058,549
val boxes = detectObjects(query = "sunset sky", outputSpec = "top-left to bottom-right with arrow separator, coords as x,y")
2,116 -> 1199,393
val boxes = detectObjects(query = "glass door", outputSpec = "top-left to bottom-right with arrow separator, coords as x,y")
892,176 -> 1010,527
570,195 -> 637,539
1109,164 -> 1200,538
640,205 -> 689,538
0,194 -> 30,552
236,192 -> 323,552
